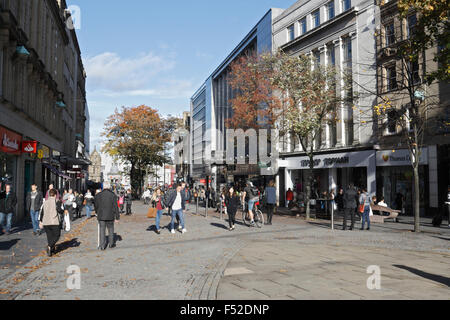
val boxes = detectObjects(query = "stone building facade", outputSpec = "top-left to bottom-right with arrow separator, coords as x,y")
88,147 -> 102,183
0,0 -> 88,222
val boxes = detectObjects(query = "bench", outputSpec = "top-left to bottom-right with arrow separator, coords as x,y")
370,205 -> 401,224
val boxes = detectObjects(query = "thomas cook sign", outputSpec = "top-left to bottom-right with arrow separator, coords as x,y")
376,148 -> 428,167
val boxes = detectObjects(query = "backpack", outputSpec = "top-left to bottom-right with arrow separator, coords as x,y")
250,186 -> 259,197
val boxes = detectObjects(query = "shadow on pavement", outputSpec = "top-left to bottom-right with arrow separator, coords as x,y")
0,239 -> 20,250
56,238 -> 81,254
210,223 -> 229,230
393,265 -> 450,287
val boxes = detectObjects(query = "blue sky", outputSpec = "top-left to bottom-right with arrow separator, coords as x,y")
67,0 -> 295,150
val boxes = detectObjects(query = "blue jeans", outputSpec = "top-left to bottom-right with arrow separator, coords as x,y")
361,206 -> 371,229
0,212 -> 13,233
170,209 -> 184,231
155,209 -> 164,230
85,205 -> 93,218
30,210 -> 40,232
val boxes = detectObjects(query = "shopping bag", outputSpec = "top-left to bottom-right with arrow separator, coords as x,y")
147,207 -> 157,218
64,213 -> 71,232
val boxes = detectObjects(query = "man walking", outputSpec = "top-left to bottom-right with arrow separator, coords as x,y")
26,184 -> 44,235
264,180 -> 277,225
125,189 -> 133,215
94,182 -> 120,250
343,184 -> 357,230
0,184 -> 17,235
181,182 -> 190,212
167,183 -> 186,234
45,183 -> 60,201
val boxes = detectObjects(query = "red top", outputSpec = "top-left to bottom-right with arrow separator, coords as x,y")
286,190 -> 294,201
156,198 -> 163,210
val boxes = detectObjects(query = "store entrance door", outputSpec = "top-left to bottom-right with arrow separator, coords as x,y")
24,161 -> 35,204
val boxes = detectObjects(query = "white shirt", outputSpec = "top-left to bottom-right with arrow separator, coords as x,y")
172,192 -> 182,210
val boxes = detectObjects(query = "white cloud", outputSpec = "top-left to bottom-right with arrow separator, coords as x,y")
85,51 -> 176,92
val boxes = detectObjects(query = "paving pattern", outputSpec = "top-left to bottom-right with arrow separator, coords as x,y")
0,202 -> 448,300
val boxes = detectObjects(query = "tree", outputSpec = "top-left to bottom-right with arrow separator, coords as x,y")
102,105 -> 176,196
398,0 -> 450,82
265,52 -> 339,220
227,54 -> 282,130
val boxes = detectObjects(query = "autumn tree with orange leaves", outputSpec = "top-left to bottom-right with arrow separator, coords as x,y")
102,105 -> 178,195
227,54 -> 282,130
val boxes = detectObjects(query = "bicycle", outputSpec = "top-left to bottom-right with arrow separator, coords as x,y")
241,200 -> 264,228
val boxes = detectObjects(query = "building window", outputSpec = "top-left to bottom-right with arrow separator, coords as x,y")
410,60 -> 420,84
314,51 -> 321,66
287,24 -> 295,41
342,0 -> 351,12
299,17 -> 307,35
385,22 -> 395,46
328,45 -> 336,66
327,1 -> 335,20
312,10 -> 320,29
344,37 -> 352,68
387,110 -> 397,134
387,65 -> 397,91
407,14 -> 417,38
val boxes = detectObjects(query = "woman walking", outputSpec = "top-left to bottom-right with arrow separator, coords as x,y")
39,189 -> 64,257
152,188 -> 166,234
84,190 -> 94,219
225,186 -> 240,231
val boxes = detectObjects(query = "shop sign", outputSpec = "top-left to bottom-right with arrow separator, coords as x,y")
0,126 -> 22,154
376,148 -> 428,167
280,150 -> 375,170
22,141 -> 37,154
39,146 -> 50,159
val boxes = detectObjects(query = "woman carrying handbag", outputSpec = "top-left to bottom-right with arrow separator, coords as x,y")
359,188 -> 371,231
39,189 -> 65,257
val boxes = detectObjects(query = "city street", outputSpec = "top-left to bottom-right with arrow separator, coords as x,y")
0,202 -> 448,300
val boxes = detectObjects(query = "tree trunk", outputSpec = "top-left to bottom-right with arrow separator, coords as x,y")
413,163 -> 420,232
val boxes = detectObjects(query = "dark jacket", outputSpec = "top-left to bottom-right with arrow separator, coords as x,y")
183,188 -> 191,201
335,192 -> 345,211
94,189 -> 120,221
0,191 -> 17,214
124,193 -> 132,205
225,194 -> 240,215
344,188 -> 358,209
166,190 -> 186,210
26,191 -> 44,212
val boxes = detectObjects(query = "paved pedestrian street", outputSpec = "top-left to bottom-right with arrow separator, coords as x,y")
0,202 -> 448,300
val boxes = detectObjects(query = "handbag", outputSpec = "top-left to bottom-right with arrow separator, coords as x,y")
147,207 -> 157,218
358,204 -> 365,213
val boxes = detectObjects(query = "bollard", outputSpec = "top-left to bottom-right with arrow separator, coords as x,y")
196,197 -> 199,215
331,200 -> 334,230
205,198 -> 208,218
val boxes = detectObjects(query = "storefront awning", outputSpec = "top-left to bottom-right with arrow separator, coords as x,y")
42,163 -> 72,180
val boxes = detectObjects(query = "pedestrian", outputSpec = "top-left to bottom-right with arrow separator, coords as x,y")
225,186 -> 240,231
39,189 -> 64,257
152,188 -> 165,234
26,184 -> 44,235
286,188 -> 294,208
446,186 -> 450,227
74,191 -> 84,219
343,184 -> 357,230
118,191 -> 125,214
45,183 -> 60,200
167,183 -> 186,234
63,189 -> 76,221
335,188 -> 345,218
264,180 -> 277,225
84,189 -> 94,219
0,184 -> 17,235
143,189 -> 151,205
359,188 -> 371,231
181,182 -> 190,211
242,181 -> 259,226
395,192 -> 405,214
125,189 -> 133,215
94,182 -> 120,250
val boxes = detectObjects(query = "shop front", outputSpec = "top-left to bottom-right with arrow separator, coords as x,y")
376,147 -> 436,217
0,126 -> 22,193
278,150 -> 377,206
